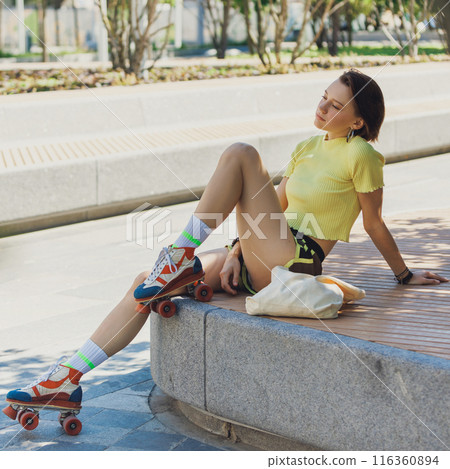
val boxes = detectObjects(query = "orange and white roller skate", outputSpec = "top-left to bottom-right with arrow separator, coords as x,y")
134,245 -> 213,318
2,359 -> 83,436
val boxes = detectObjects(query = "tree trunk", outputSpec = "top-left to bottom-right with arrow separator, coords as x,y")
291,0 -> 335,63
97,0 -> 172,75
255,0 -> 268,65
218,0 -> 231,59
203,0 -> 231,59
72,0 -> 80,49
55,8 -> 61,47
242,0 -> 255,54
328,9 -> 340,56
315,27 -> 326,49
38,0 -> 49,62
0,1 -> 3,51
435,0 -> 450,53
408,0 -> 418,57
272,0 -> 288,64
345,8 -> 352,46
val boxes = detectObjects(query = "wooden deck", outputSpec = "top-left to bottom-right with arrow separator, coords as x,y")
208,208 -> 450,361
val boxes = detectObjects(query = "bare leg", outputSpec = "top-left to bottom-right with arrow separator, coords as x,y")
196,248 -> 230,292
194,143 -> 296,290
90,272 -> 151,357
89,249 -> 229,357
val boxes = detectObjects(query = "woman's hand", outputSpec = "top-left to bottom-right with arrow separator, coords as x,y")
407,270 -> 449,285
219,254 -> 241,295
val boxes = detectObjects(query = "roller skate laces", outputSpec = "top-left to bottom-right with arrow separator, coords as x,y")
134,245 -> 203,302
5,357 -> 83,408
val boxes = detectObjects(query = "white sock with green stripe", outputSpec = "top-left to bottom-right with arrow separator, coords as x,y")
63,339 -> 108,375
173,214 -> 213,249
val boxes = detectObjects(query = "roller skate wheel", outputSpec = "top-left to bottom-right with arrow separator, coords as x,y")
63,415 -> 82,436
58,412 -> 69,426
19,411 -> 39,431
2,405 -> 17,421
151,301 -> 158,313
157,299 -> 177,318
194,283 -> 213,302
135,303 -> 150,314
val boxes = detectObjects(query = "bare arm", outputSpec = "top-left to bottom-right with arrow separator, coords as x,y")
357,188 -> 448,285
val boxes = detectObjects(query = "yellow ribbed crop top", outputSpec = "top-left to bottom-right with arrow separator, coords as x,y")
283,135 -> 385,242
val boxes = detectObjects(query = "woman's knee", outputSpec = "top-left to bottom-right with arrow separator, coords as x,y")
129,271 -> 150,292
222,142 -> 261,165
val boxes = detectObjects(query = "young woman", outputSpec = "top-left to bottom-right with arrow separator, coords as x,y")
4,69 -> 448,425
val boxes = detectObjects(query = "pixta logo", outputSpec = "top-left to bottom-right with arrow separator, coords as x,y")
126,203 -> 172,250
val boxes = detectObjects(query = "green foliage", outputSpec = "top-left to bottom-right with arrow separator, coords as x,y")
233,0 -> 270,16
0,50 -> 15,59
346,0 -> 373,17
338,44 -> 446,55
235,43 -> 447,59
47,0 -> 65,8
1,52 -> 448,95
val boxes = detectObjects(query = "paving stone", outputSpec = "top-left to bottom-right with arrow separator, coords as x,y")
0,419 -> 64,450
82,388 -> 151,413
0,412 -> 17,431
38,405 -> 102,422
172,438 -> 222,451
82,380 -> 133,401
129,379 -> 154,395
0,424 -> 28,450
105,446 -> 142,451
0,420 -> 64,447
2,440 -> 55,451
86,408 -> 153,430
54,423 -> 130,447
135,416 -> 178,435
111,429 -> 185,451
82,366 -> 152,401
38,441 -> 108,451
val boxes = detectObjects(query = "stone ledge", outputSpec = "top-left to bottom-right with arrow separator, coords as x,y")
2,111 -> 450,236
150,299 -> 450,451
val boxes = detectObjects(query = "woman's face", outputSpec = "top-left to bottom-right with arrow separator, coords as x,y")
314,79 -> 363,140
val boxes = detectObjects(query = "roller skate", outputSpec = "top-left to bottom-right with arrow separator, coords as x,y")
2,358 -> 83,435
134,245 -> 213,318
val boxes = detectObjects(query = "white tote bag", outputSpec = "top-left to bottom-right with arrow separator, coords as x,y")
245,266 -> 365,319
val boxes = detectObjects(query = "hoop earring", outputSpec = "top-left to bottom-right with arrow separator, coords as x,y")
346,128 -> 355,143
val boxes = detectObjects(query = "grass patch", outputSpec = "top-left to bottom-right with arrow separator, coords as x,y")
0,50 -> 14,59
337,44 -> 447,56
231,44 -> 447,59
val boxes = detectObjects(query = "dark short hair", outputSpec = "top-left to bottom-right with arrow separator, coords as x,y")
339,69 -> 385,142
